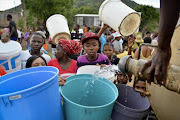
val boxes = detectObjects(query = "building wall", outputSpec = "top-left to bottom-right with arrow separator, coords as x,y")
0,12 -> 21,26
76,15 -> 102,27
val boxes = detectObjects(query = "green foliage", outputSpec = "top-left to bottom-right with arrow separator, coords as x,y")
21,0 -> 159,33
17,12 -> 42,31
121,0 -> 138,9
134,5 -> 159,32
25,0 -> 74,22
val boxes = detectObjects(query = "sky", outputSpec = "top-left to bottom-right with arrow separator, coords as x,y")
0,0 -> 21,11
132,0 -> 160,8
0,0 -> 160,11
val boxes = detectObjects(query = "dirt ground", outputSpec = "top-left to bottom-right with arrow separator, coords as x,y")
21,38 -> 53,58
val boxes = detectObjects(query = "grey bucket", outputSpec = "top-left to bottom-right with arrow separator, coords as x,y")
111,84 -> 150,120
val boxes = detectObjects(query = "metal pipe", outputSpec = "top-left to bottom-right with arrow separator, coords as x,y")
118,55 -> 180,94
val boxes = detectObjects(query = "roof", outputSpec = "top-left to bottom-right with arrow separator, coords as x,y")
75,14 -> 99,17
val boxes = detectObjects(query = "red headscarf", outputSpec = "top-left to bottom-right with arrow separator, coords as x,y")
58,39 -> 82,55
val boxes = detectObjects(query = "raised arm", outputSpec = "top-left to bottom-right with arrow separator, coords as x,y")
140,0 -> 180,85
98,24 -> 108,37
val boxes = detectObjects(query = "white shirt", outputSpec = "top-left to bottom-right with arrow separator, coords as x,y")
112,40 -> 123,53
21,50 -> 51,69
17,30 -> 21,38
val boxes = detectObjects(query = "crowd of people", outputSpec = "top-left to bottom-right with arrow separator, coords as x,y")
0,13 -> 160,97
0,0 -> 180,118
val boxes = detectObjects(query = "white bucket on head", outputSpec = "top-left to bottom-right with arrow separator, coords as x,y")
99,0 -> 141,36
0,40 -> 22,73
46,14 -> 71,45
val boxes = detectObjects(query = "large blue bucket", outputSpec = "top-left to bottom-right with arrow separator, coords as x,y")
0,66 -> 64,120
60,74 -> 118,120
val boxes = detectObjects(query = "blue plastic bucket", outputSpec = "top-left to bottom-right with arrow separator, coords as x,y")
111,83 -> 150,120
0,66 -> 64,120
60,74 -> 118,120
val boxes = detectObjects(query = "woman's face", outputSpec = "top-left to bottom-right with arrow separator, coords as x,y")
31,57 -> 46,67
55,44 -> 65,59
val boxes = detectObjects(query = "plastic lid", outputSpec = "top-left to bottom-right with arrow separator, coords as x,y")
0,40 -> 22,59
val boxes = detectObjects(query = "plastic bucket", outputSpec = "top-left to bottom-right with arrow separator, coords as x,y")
60,74 -> 118,120
60,73 -> 76,79
77,65 -> 115,82
0,66 -> 64,120
46,14 -> 71,45
111,84 -> 150,120
99,0 -> 141,36
76,65 -> 100,74
0,40 -> 22,73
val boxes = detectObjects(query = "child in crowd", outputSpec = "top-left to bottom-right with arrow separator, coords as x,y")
0,67 -> 7,76
134,78 -> 146,97
26,55 -> 47,68
116,72 -> 128,84
48,39 -> 82,74
76,35 -> 110,71
24,26 -> 34,50
112,33 -> 122,54
21,32 -> 51,69
103,42 -> 119,65
134,37 -> 154,60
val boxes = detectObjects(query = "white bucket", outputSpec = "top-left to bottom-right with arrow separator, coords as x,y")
0,40 -> 22,73
77,65 -> 115,82
46,14 -> 71,45
99,0 -> 141,36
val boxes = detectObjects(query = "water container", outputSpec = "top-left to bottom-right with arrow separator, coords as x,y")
60,73 -> 76,79
0,40 -> 22,73
0,66 -> 64,120
46,14 -> 71,45
76,65 -> 100,74
77,65 -> 115,82
111,84 -> 150,120
60,74 -> 118,120
99,0 -> 141,36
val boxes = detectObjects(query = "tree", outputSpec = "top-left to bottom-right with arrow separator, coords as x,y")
134,5 -> 159,32
25,0 -> 74,26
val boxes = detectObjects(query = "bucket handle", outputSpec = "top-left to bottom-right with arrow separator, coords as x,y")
1,97 -> 12,107
1,94 -> 21,108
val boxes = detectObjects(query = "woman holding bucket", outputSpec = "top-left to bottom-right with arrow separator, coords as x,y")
48,39 -> 82,85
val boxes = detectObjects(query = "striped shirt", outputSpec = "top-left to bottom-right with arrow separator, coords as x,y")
76,53 -> 110,72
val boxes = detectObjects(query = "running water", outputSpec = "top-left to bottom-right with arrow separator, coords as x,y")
77,65 -> 119,106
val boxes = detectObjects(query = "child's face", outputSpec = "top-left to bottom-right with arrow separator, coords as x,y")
83,39 -> 99,57
115,36 -> 121,41
117,72 -> 128,84
103,45 -> 114,58
135,81 -> 146,93
123,43 -> 128,51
